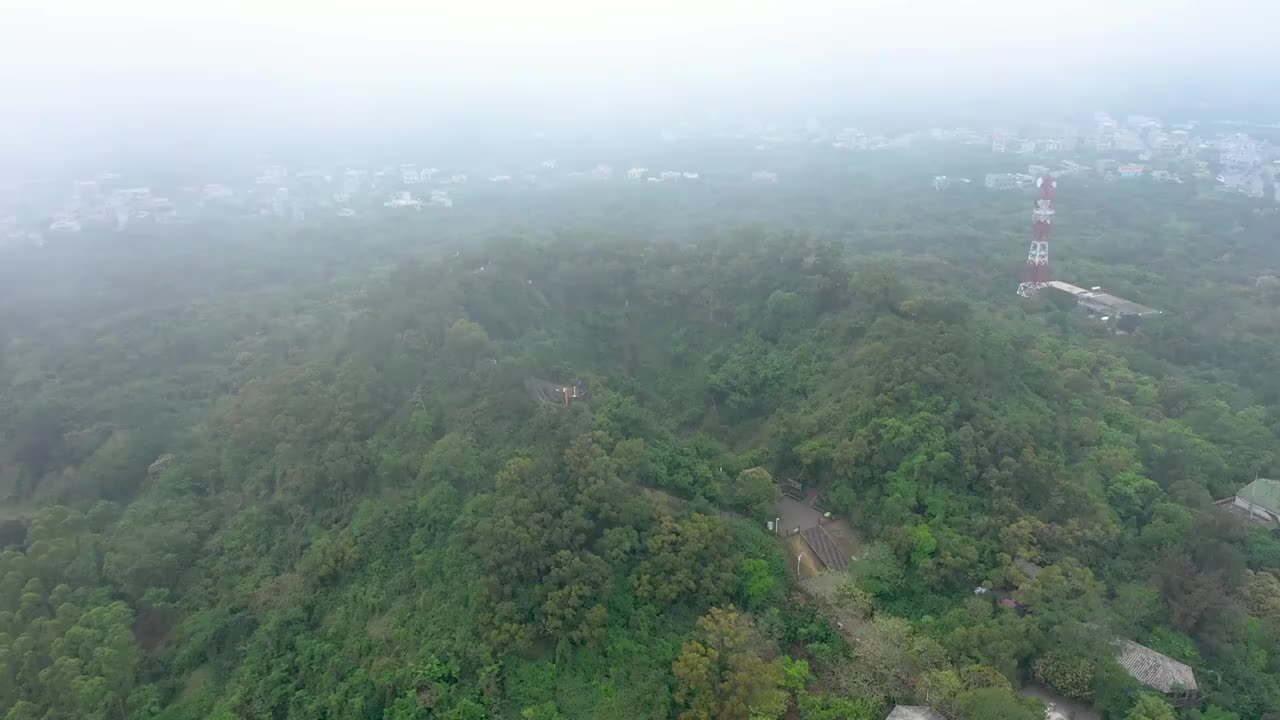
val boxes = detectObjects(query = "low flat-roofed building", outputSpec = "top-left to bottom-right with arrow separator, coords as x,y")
1045,281 -> 1161,319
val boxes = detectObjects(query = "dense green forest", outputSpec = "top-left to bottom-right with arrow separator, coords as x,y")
1,170 -> 1278,720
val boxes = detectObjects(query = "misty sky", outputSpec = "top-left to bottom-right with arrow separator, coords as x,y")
1,1 -> 1275,173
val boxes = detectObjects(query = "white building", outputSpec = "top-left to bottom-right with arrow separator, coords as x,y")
626,167 -> 648,180
983,173 -> 1019,190
751,170 -> 779,183
202,184 -> 234,201
255,165 -> 287,185
833,128 -> 868,150
384,191 -> 422,209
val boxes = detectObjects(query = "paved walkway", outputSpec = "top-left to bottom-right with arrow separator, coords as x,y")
777,495 -> 823,535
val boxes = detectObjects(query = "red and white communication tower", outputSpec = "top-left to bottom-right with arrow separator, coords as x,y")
1016,175 -> 1057,297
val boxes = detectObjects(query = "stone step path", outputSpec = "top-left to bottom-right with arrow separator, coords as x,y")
800,525 -> 847,571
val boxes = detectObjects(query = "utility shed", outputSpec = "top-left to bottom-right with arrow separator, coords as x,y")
1116,640 -> 1198,703
886,706 -> 946,720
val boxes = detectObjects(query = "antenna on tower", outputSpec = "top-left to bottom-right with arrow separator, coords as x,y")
1017,175 -> 1056,297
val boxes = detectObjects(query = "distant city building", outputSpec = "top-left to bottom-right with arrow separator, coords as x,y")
384,191 -> 422,209
255,165 -> 287,185
1126,114 -> 1161,130
48,218 -> 81,233
833,127 -> 868,150
932,176 -> 951,190
751,170 -> 779,183
541,160 -> 557,169
336,208 -> 357,218
1117,164 -> 1147,178
72,180 -> 100,206
590,164 -> 612,180
626,168 -> 648,180
202,184 -> 234,201
977,170 -> 1018,188
271,187 -> 291,218
488,175 -> 512,183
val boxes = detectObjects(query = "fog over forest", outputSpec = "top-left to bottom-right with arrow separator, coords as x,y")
2,4 -> 1280,720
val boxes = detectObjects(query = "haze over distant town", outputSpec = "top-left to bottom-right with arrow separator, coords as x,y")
4,5 -> 1280,720
1,0 -> 1276,176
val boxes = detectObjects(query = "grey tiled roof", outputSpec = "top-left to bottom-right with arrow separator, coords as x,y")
1116,640 -> 1197,693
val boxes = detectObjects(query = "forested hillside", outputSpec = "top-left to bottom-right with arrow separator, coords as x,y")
1,177 -> 1278,720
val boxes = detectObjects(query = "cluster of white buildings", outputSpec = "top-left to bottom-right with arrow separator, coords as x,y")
624,168 -> 700,183
979,112 -> 1278,197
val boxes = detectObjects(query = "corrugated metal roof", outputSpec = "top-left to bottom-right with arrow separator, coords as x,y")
1084,293 -> 1160,317
1235,478 -> 1280,515
1115,640 -> 1197,693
